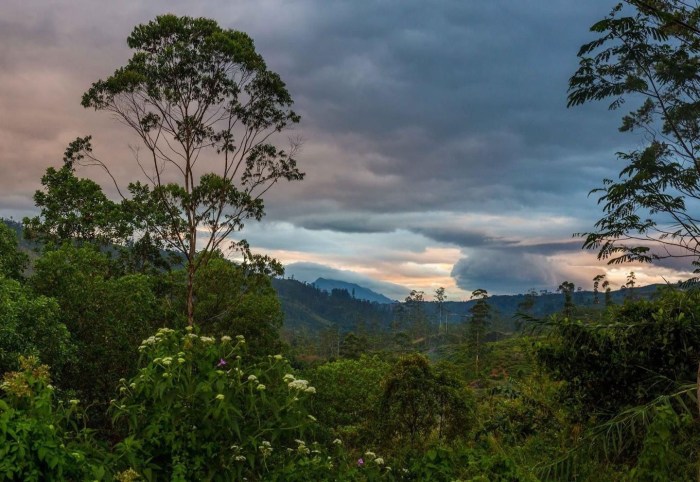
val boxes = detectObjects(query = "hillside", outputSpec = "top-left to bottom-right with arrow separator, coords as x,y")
273,277 -> 663,336
272,277 -> 394,333
312,277 -> 395,303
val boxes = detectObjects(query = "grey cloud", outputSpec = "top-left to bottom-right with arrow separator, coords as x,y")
410,226 -> 509,248
3,0 -> 675,294
451,249 -> 590,294
2,0 -> 627,220
290,215 -> 396,234
451,251 -> 557,294
509,240 -> 585,256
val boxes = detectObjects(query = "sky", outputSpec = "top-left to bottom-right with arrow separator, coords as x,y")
1,0 -> 693,301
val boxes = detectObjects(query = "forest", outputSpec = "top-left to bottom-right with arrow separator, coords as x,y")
4,1 -> 700,480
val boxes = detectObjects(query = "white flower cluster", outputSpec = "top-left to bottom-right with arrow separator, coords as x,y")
139,336 -> 158,351
259,440 -> 273,457
294,439 -> 310,455
285,375 -> 316,394
139,328 -> 176,350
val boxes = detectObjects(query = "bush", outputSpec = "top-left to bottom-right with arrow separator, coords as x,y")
31,244 -> 160,406
378,354 -> 473,452
110,327 -> 318,480
307,355 -> 391,447
536,288 -> 700,416
0,277 -> 73,378
0,356 -> 105,481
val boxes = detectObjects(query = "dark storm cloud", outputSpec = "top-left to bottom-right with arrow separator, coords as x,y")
2,0 -> 656,295
450,249 -> 590,294
509,240 -> 585,256
1,0 -> 625,217
410,226 -> 510,248
257,0 -> 627,216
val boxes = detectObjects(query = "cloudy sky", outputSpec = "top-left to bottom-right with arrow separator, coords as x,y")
1,0 -> 691,300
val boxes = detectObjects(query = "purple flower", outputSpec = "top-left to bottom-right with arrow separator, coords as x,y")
217,358 -> 227,367
357,458 -> 364,467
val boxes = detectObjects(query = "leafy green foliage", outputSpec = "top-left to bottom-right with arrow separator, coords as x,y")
23,166 -> 132,248
306,355 -> 391,447
536,288 -> 700,416
627,404 -> 694,481
191,252 -> 284,357
378,354 -> 473,451
30,244 -> 159,405
569,1 -> 700,273
0,222 -> 28,280
0,278 -> 73,378
110,328 -> 318,480
0,357 -> 103,481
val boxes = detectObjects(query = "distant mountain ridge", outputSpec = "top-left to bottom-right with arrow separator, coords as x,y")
312,278 -> 395,304
272,277 -> 667,336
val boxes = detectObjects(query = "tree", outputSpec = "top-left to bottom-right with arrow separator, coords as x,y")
24,166 -> 132,247
557,281 -> 575,317
625,270 -> 637,300
24,166 -> 174,274
468,288 -> 491,374
603,277 -> 613,306
54,15 -> 302,326
378,354 -> 471,450
308,355 -> 391,447
516,288 -> 538,330
0,222 -> 28,280
593,274 -> 605,305
0,277 -> 73,378
183,251 -> 284,357
569,1 -> 700,279
30,244 -> 159,408
404,290 -> 430,345
434,287 -> 446,336
339,332 -> 365,359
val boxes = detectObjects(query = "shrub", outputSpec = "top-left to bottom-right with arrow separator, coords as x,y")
0,278 -> 73,378
110,328 -> 317,481
307,355 -> 391,447
0,356 -> 104,481
31,244 -> 160,407
378,354 -> 473,452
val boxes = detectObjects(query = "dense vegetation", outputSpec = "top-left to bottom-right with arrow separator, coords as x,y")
4,3 -> 700,480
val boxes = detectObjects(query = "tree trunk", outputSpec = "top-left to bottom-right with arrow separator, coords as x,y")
186,223 -> 197,327
697,358 -> 700,419
186,261 -> 195,327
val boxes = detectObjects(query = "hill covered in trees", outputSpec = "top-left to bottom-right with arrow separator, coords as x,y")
273,275 -> 662,336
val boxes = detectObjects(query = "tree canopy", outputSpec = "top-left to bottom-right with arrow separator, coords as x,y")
29,14 -> 303,325
569,1 -> 700,279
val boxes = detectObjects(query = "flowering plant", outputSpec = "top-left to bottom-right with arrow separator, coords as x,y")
110,327 -> 316,480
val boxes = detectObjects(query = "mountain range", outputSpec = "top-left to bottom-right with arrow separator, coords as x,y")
311,277 -> 395,304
